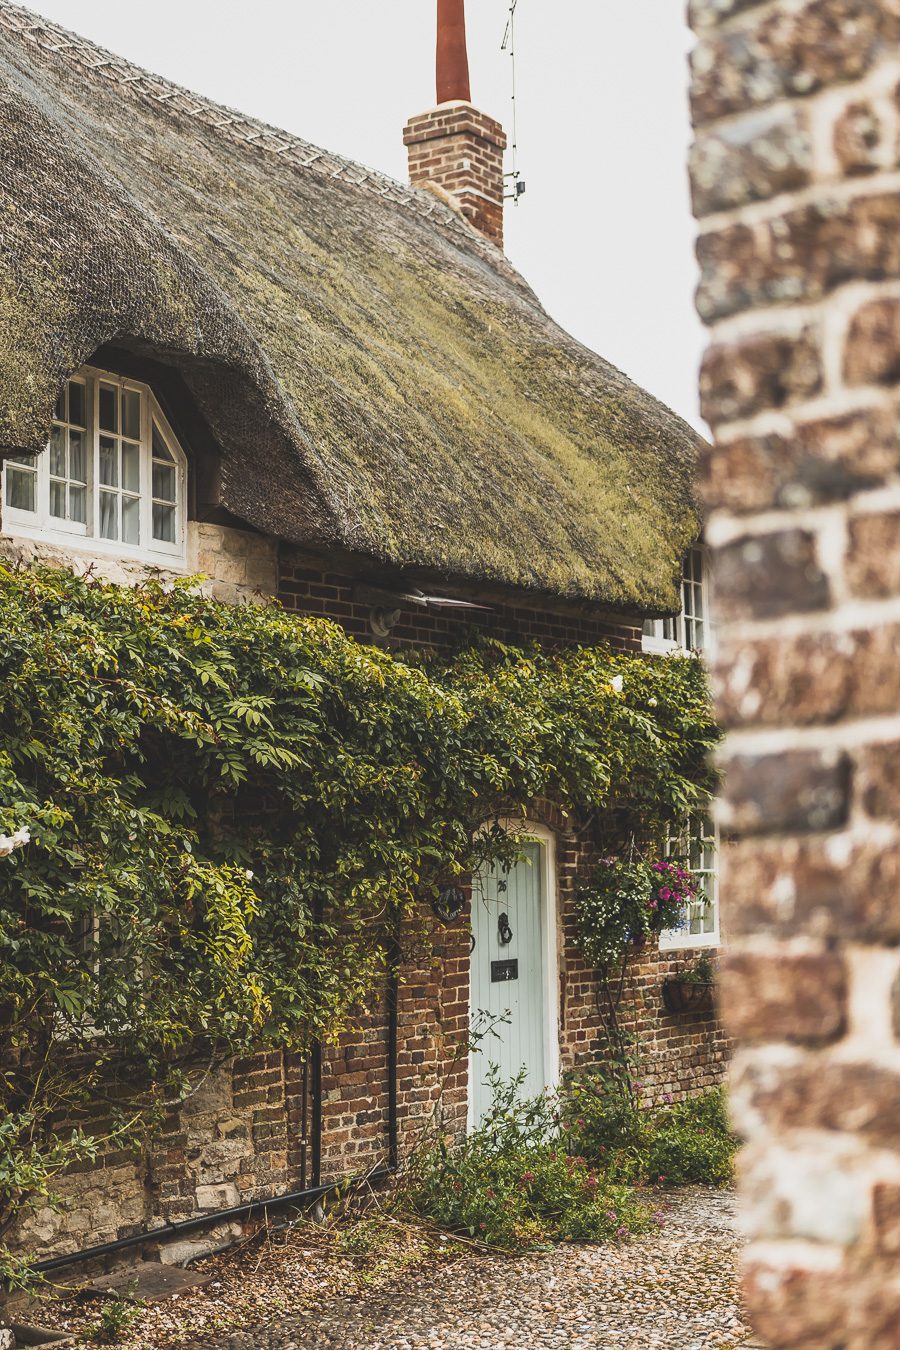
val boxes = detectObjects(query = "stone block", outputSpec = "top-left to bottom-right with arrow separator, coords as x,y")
741,1137 -> 872,1245
846,509 -> 900,597
712,623 -> 900,728
844,297 -> 900,386
732,1051 -> 900,1150
697,195 -> 900,324
194,1182 -> 240,1211
700,325 -> 822,424
834,98 -> 891,176
722,949 -> 848,1045
719,749 -> 852,836
857,741 -> 900,818
718,832 -> 900,945
691,105 -> 812,215
691,1 -> 900,128
713,529 -> 831,621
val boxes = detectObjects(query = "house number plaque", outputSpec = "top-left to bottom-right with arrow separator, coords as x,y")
491,959 -> 519,983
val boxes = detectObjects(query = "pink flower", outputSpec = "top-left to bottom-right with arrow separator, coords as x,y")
659,887 -> 672,901
616,1225 -> 629,1238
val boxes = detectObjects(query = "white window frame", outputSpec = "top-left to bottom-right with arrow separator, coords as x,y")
3,366 -> 187,567
658,813 -> 720,951
644,548 -> 719,949
642,546 -> 710,656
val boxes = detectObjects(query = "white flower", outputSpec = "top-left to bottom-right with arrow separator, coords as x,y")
245,869 -> 254,880
610,675 -> 624,694
648,697 -> 658,708
0,836 -> 14,857
12,826 -> 31,847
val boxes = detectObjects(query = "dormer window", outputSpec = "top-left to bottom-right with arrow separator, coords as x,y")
3,367 -> 186,564
642,547 -> 709,655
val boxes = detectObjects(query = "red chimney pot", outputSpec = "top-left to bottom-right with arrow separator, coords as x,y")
436,0 -> 471,104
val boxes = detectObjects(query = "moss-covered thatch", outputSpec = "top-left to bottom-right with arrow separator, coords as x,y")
0,2 -> 701,610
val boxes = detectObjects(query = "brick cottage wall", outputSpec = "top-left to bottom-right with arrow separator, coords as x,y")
279,551 -> 730,1168
10,541 -> 728,1264
689,2 -> 900,1346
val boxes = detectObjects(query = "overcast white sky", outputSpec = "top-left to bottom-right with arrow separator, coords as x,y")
27,0 -> 705,430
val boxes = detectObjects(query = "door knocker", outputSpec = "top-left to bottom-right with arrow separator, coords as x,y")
498,912 -> 513,945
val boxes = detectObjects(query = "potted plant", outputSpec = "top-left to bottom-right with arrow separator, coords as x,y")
662,952 -> 717,1014
575,856 -> 700,969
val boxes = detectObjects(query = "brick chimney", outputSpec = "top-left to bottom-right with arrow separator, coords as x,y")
403,0 -> 508,248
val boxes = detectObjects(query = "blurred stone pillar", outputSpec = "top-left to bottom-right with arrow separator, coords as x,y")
688,2 -> 900,1346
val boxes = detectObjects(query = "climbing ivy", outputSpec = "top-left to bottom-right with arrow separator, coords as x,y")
0,565 -> 718,1277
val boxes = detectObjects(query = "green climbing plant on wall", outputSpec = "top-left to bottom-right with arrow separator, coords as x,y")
0,564 -> 718,1283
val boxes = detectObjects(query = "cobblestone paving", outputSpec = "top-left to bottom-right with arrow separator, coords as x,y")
201,1189 -> 756,1350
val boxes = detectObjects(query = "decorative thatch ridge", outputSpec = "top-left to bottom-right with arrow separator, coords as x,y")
0,1 -> 702,610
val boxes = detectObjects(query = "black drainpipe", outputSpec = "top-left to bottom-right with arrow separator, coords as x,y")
309,890 -> 325,1188
386,918 -> 400,1172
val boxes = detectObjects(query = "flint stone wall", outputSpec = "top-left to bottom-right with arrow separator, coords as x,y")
689,2 -> 900,1345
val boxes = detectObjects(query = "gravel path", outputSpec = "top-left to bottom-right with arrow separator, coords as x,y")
202,1189 -> 755,1350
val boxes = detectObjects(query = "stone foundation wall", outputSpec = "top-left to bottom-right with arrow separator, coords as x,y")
0,520 -> 278,605
689,2 -> 900,1346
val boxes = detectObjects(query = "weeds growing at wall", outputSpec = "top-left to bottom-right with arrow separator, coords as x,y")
563,1076 -> 738,1188
0,565 -> 717,1282
402,1072 -> 654,1248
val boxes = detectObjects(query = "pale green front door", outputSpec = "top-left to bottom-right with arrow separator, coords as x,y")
469,839 -> 551,1127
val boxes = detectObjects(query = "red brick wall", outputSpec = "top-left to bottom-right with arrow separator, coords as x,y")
403,103 -> 507,247
279,551 -> 728,1187
689,2 -> 900,1345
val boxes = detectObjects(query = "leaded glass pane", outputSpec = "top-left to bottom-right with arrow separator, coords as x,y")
122,390 -> 140,441
68,381 -> 85,428
6,467 -> 35,512
152,423 -> 174,461
69,430 -> 86,483
99,437 -> 118,487
99,490 -> 118,540
152,502 -> 176,543
152,462 -> 175,503
122,495 -> 140,546
122,442 -> 140,494
49,480 -> 66,519
49,425 -> 66,478
99,384 -> 117,433
69,484 -> 86,525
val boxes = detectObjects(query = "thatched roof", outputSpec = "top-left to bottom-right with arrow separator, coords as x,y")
0,2 -> 702,611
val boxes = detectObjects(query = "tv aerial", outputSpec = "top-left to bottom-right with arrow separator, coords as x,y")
502,0 -> 526,204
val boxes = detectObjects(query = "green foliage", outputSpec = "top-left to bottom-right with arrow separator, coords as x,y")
675,952 -> 717,985
88,1287 -> 141,1343
0,564 -> 716,1278
563,1075 -> 739,1188
402,1072 -> 652,1249
575,857 -> 700,968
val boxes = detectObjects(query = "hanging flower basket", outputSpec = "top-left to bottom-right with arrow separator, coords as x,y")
662,976 -> 716,1015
